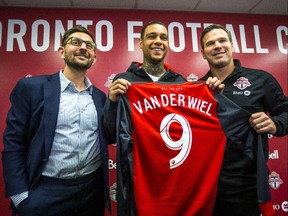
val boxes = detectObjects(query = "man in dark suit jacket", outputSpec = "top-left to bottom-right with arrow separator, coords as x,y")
2,26 -> 111,216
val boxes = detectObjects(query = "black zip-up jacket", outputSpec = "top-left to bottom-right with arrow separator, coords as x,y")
200,59 -> 287,199
104,62 -> 186,142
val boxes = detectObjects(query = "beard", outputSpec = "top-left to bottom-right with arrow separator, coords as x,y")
64,53 -> 94,71
65,59 -> 93,71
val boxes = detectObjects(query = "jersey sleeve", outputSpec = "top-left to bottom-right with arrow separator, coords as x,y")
116,95 -> 136,216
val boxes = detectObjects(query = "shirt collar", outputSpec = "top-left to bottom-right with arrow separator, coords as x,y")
59,70 -> 93,94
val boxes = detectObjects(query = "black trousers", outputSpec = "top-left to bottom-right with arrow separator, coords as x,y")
212,186 -> 261,216
17,169 -> 105,216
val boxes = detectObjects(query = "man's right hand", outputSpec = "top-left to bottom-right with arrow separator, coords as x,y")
108,78 -> 131,102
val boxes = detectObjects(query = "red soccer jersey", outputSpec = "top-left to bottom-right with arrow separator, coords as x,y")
116,82 -> 255,216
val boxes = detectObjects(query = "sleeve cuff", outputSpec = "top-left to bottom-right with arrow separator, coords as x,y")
11,191 -> 29,208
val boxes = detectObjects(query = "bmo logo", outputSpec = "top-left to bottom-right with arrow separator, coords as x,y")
109,159 -> 117,169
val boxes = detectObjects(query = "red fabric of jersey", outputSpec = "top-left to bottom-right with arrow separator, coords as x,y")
127,82 -> 226,216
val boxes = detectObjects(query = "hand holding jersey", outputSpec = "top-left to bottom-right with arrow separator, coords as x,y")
249,112 -> 277,135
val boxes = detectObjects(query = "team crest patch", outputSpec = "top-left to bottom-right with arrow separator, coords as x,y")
233,77 -> 251,90
187,73 -> 198,81
268,171 -> 283,189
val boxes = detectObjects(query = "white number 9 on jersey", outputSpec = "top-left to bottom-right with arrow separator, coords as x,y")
160,113 -> 192,169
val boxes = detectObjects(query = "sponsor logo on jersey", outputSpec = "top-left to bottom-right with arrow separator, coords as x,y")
268,171 -> 283,189
269,150 -> 279,159
233,77 -> 251,90
109,182 -> 117,202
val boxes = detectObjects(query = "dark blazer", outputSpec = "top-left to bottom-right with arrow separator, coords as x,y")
2,72 -> 111,210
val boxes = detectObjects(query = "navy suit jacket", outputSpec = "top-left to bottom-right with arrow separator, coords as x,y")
2,72 -> 111,210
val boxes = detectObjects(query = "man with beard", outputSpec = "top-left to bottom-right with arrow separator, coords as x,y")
200,24 -> 287,216
2,26 -> 111,216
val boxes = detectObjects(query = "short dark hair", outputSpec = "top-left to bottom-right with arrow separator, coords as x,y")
140,21 -> 167,40
200,24 -> 232,49
62,25 -> 95,46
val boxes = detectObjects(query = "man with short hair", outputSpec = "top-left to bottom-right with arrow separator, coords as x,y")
104,21 -> 224,216
2,25 -> 111,216
200,24 -> 287,216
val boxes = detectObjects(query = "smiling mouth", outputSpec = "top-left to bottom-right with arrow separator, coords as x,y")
151,47 -> 164,51
76,55 -> 88,60
213,52 -> 225,57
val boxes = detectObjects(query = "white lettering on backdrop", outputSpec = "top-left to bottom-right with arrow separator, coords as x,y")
0,19 -> 287,54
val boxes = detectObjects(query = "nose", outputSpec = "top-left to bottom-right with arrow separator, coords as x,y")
214,41 -> 222,48
80,42 -> 88,49
154,36 -> 162,44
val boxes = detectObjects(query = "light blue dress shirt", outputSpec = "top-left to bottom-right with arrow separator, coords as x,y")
11,71 -> 102,207
42,71 -> 101,178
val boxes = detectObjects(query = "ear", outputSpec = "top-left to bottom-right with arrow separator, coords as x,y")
92,54 -> 97,65
231,42 -> 235,52
58,46 -> 65,59
201,49 -> 207,60
139,38 -> 143,50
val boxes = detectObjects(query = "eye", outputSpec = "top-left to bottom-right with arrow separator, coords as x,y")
85,42 -> 94,50
219,39 -> 227,43
71,38 -> 82,46
147,35 -> 155,39
206,42 -> 214,47
161,35 -> 168,41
